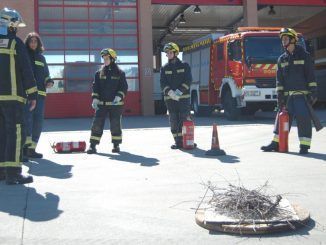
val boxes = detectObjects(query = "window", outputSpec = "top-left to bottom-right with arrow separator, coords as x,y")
228,40 -> 242,61
38,0 -> 139,93
317,36 -> 326,50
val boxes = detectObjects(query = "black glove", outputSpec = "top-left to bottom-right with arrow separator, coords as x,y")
307,91 -> 317,105
277,92 -> 285,109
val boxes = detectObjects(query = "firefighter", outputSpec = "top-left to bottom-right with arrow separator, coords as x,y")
261,28 -> 317,154
23,32 -> 54,159
160,42 -> 192,149
0,7 -> 37,184
87,48 -> 128,154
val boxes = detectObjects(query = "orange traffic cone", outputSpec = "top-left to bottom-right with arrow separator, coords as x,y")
205,123 -> 226,156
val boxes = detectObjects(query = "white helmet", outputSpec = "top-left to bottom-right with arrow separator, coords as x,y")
0,7 -> 26,28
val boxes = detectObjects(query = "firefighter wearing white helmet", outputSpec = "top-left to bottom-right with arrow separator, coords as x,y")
0,7 -> 37,184
261,27 -> 318,154
87,48 -> 128,154
160,42 -> 193,149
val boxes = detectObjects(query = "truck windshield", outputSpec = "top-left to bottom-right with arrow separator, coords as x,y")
244,36 -> 282,63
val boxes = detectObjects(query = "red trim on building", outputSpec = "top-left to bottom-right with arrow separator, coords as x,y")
44,92 -> 141,118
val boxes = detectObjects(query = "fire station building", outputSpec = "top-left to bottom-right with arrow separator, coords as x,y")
1,0 -> 325,118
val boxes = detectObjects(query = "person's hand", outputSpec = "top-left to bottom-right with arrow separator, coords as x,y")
29,100 -> 36,111
277,92 -> 285,109
92,98 -> 99,110
113,96 -> 121,104
46,82 -> 54,88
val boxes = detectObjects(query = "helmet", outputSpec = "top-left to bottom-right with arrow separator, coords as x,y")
279,28 -> 298,41
0,7 -> 26,28
163,42 -> 179,55
100,48 -> 117,60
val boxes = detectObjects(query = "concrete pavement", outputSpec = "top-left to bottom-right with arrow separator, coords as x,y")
0,110 -> 325,245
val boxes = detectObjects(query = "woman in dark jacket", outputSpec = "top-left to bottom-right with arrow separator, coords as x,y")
24,32 -> 54,159
87,48 -> 128,154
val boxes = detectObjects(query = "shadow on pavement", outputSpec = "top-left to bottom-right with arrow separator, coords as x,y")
287,152 -> 326,161
0,185 -> 62,222
180,147 -> 240,163
208,218 -> 316,238
24,159 -> 73,179
97,151 -> 159,167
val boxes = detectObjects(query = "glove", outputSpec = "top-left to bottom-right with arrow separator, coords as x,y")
175,89 -> 183,96
168,90 -> 179,101
277,92 -> 285,109
113,96 -> 122,104
307,91 -> 317,105
92,98 -> 99,110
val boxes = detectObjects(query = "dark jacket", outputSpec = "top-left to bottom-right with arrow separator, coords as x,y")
276,45 -> 317,96
91,64 -> 128,105
0,33 -> 37,103
28,50 -> 54,97
160,58 -> 192,101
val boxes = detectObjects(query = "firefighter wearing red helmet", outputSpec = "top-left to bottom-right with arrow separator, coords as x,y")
261,28 -> 318,154
87,48 -> 128,154
160,42 -> 192,149
0,7 -> 37,184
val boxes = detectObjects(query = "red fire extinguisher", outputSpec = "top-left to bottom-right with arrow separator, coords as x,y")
182,119 -> 195,149
52,141 -> 86,153
278,107 -> 289,153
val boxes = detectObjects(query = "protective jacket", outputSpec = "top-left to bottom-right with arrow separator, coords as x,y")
0,33 -> 37,103
91,64 -> 128,105
28,50 -> 53,97
160,58 -> 192,100
276,45 -> 317,96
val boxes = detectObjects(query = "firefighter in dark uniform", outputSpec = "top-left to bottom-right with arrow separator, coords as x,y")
24,32 -> 54,159
0,7 -> 37,184
261,28 -> 317,154
160,42 -> 192,149
87,48 -> 128,154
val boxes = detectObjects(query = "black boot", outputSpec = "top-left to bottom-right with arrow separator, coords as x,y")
0,168 -> 5,181
261,141 -> 279,152
5,167 -> 33,185
112,144 -> 120,153
299,146 -> 309,155
86,144 -> 97,154
26,148 -> 43,159
171,141 -> 183,150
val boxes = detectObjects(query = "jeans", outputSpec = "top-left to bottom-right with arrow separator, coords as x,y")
24,96 -> 45,149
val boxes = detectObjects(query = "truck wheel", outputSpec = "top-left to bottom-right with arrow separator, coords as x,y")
191,94 -> 211,117
222,90 -> 240,120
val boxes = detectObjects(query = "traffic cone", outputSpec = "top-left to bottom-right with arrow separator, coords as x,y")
205,123 -> 226,156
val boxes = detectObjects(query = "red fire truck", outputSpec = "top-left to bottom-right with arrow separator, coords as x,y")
182,27 -> 305,120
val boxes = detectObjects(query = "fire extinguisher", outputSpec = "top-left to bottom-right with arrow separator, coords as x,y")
52,141 -> 86,153
278,107 -> 289,153
182,119 -> 195,149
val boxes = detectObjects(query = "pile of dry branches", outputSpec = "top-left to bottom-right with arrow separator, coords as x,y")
203,181 -> 294,223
